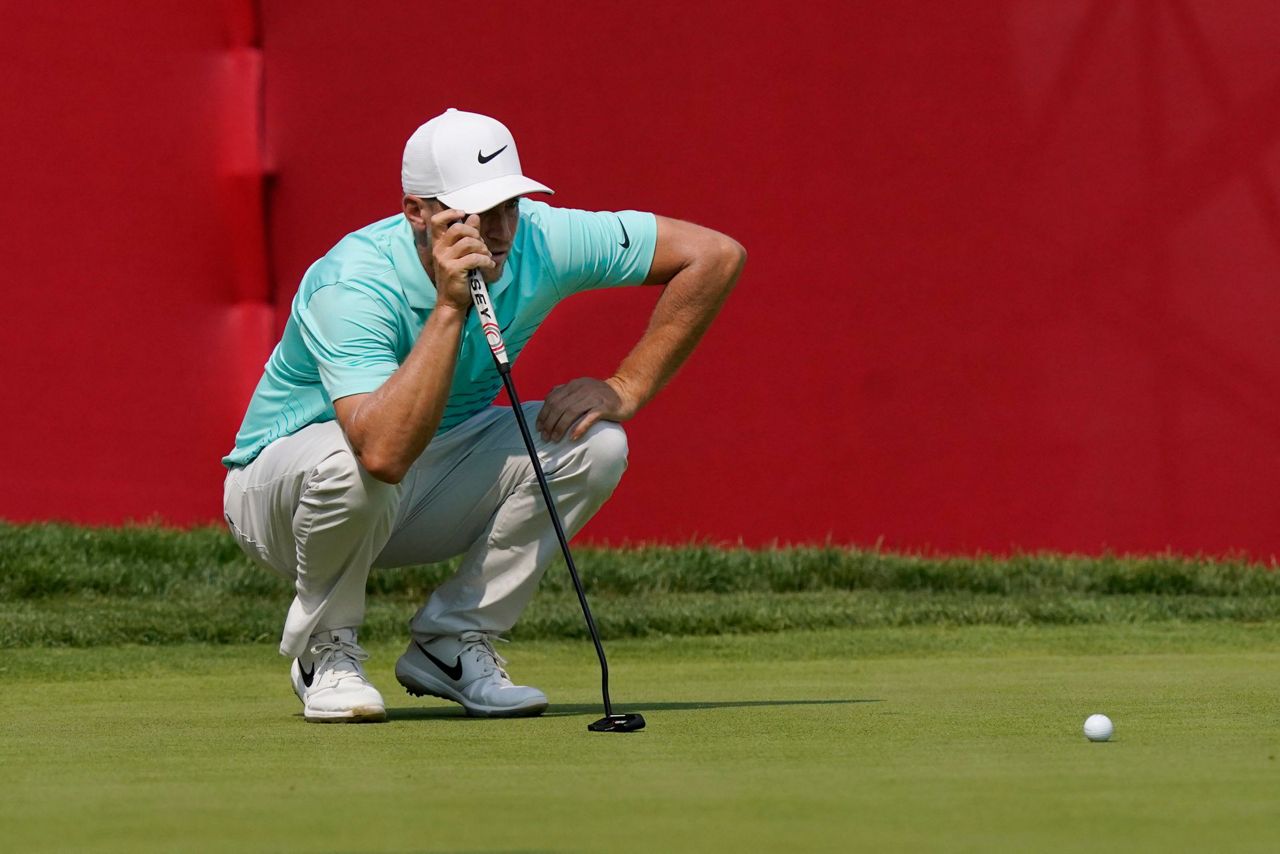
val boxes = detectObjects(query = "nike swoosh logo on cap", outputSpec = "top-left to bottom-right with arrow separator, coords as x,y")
416,641 -> 465,681
615,216 -> 630,249
477,145 -> 508,164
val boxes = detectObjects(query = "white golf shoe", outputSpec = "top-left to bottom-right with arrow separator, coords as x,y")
290,627 -> 387,723
395,631 -> 548,717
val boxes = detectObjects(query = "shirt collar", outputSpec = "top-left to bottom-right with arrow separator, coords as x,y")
384,217 -> 436,311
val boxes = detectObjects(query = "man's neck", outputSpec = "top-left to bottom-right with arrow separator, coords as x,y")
414,239 -> 437,285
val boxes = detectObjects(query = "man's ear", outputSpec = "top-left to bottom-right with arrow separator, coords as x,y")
402,195 -> 432,230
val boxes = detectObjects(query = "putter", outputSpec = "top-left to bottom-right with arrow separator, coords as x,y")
467,266 -> 646,734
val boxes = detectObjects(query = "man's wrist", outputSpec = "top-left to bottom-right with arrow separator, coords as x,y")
606,374 -> 645,417
430,302 -> 470,322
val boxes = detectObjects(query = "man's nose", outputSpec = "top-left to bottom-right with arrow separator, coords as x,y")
482,213 -> 514,243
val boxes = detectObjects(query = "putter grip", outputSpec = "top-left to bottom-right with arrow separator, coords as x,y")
467,268 -> 509,369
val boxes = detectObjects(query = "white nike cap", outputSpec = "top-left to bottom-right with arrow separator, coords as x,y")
401,108 -> 553,213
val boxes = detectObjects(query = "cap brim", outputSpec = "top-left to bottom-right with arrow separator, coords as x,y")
437,174 -> 554,213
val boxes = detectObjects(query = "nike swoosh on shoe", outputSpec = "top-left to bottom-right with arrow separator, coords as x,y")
416,641 -> 465,681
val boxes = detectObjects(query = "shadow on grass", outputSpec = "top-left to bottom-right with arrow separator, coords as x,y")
388,697 -> 879,721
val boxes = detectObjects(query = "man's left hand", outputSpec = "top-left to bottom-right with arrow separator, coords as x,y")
536,377 -> 638,442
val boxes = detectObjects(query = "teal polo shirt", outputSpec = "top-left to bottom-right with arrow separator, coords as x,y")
223,199 -> 657,468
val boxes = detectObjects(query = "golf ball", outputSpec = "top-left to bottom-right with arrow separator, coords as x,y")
1083,713 -> 1113,742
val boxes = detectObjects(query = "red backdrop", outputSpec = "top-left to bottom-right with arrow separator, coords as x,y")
3,1 -> 1278,557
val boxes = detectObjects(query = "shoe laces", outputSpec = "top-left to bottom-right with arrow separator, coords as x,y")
458,631 -> 510,678
308,637 -> 370,685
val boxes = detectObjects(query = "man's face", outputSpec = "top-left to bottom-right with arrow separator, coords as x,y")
475,196 -> 521,282
415,196 -> 521,284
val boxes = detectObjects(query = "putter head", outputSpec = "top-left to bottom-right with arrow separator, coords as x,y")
588,713 -> 646,733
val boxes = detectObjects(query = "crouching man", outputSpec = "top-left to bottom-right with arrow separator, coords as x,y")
222,108 -> 744,722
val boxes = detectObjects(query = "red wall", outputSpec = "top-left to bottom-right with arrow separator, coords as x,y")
4,2 -> 1279,557
0,1 -> 269,524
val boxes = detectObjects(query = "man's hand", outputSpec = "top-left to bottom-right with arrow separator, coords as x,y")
429,208 -> 494,311
536,377 -> 639,442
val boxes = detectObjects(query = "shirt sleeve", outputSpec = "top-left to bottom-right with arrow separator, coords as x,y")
538,205 -> 658,297
296,283 -> 401,401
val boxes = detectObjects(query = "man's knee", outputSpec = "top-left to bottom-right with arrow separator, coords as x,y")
579,421 -> 629,495
308,449 -> 402,525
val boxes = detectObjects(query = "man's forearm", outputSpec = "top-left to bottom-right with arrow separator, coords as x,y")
343,305 -> 467,482
609,241 -> 745,412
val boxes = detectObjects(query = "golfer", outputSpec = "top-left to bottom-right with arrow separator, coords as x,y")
221,108 -> 744,722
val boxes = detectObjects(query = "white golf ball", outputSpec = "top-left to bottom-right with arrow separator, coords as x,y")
1083,713 -> 1114,742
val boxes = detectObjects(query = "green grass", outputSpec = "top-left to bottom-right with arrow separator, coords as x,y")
5,523 -> 1280,851
3,522 -> 1279,647
5,624 -> 1280,853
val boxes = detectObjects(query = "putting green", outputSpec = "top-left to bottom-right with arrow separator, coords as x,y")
4,624 -> 1280,853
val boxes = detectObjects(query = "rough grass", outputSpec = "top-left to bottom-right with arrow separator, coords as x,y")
2,521 -> 1278,648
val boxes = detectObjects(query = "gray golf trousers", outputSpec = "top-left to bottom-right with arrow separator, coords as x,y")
222,403 -> 628,657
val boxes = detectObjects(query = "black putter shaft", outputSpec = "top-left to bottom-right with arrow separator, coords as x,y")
497,368 -> 612,707
466,266 -> 644,733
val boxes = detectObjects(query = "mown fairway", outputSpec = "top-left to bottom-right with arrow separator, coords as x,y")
5,624 -> 1280,853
